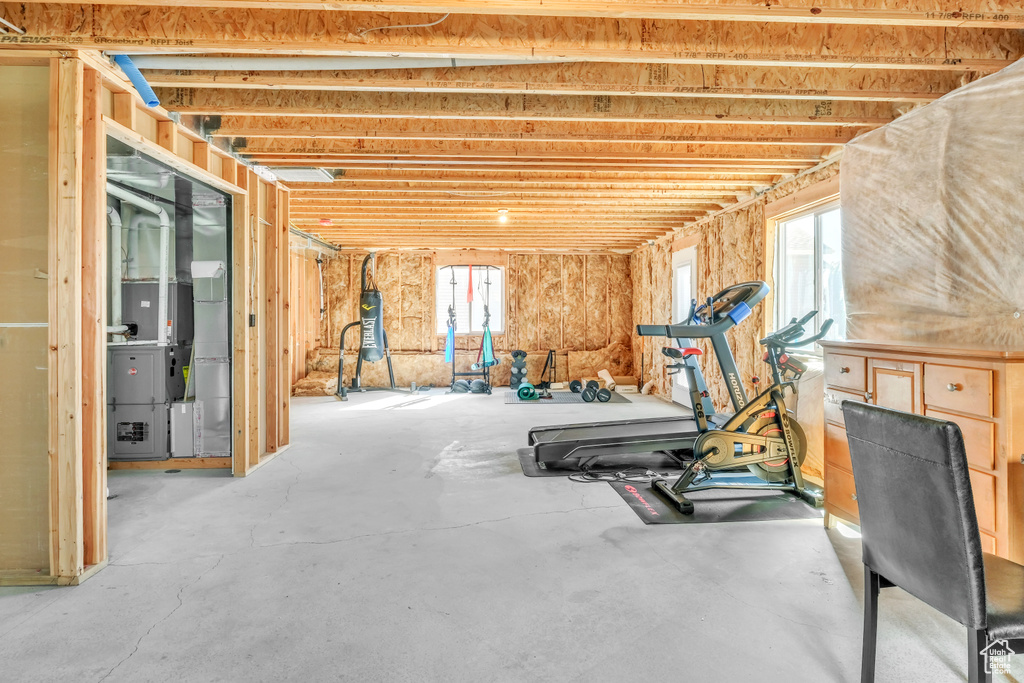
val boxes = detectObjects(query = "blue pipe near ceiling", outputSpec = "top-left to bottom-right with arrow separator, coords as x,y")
112,54 -> 160,108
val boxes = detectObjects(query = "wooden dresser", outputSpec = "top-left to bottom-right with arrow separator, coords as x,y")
820,341 -> 1024,564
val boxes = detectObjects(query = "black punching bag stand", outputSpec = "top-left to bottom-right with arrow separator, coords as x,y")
335,253 -> 396,400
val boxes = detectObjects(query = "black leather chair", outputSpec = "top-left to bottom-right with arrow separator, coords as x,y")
842,401 -> 1024,683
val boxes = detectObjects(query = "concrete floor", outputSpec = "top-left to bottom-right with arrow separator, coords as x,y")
1,389 -> 1021,682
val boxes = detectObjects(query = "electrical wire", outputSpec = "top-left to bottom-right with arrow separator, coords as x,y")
249,215 -> 257,322
357,13 -> 451,37
567,466 -> 683,484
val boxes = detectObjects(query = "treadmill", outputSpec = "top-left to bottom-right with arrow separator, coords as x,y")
526,281 -> 769,471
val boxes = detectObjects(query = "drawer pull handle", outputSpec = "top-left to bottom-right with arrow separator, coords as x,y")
851,493 -> 858,501
839,367 -> 850,374
947,383 -> 961,392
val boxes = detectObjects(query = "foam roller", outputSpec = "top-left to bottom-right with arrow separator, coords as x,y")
517,382 -> 538,400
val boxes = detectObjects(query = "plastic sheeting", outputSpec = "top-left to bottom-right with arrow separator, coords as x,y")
841,60 -> 1024,349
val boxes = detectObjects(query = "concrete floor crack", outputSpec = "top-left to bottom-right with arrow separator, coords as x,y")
249,457 -> 304,549
97,554 -> 225,682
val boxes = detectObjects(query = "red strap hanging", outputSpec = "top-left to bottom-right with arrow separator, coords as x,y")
467,264 -> 474,302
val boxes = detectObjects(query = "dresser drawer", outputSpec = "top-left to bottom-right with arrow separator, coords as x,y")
825,389 -> 866,428
825,464 -> 860,522
826,354 -> 867,392
924,364 -> 993,418
970,469 -> 997,535
925,409 -> 995,471
825,423 -> 853,473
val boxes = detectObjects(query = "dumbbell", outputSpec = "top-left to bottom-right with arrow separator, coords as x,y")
586,380 -> 600,392
581,386 -> 598,402
596,388 -> 612,402
569,380 -> 583,393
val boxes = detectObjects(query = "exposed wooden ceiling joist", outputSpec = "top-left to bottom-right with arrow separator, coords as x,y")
26,0 -> 1024,29
143,63 -> 967,103
4,3 -> 1010,250
4,6 -> 1021,71
215,117 -> 865,146
161,89 -> 894,127
287,190 -> 751,199
259,161 -> 815,173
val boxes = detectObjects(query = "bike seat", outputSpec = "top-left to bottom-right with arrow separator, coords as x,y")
662,346 -> 703,360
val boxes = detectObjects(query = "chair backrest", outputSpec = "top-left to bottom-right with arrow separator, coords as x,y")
842,401 -> 986,629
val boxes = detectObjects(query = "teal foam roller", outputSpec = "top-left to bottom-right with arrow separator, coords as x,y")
517,383 -> 538,401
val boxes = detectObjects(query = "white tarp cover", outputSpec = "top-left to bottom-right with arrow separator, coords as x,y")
841,59 -> 1024,349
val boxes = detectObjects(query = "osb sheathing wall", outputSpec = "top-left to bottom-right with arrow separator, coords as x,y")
307,251 -> 633,388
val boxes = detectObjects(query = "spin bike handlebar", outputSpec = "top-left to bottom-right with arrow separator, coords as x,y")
761,315 -> 833,350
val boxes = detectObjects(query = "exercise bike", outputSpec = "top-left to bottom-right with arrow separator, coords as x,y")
652,310 -> 832,514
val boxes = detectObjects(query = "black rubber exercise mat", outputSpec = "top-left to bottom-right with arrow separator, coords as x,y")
505,390 -> 631,405
517,448 -> 571,477
608,481 -> 822,524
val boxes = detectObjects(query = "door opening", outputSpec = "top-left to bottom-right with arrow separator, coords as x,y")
671,247 -> 697,407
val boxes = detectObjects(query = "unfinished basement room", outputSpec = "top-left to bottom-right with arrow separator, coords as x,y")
2,2 -> 1024,682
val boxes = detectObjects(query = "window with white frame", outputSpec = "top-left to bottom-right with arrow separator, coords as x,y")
435,265 -> 504,334
774,203 -> 845,346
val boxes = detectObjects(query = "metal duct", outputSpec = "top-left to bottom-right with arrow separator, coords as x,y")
106,183 -> 171,346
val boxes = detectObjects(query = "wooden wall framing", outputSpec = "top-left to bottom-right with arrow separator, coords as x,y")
0,50 -> 292,586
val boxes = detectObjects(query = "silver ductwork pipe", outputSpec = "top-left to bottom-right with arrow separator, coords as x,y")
107,206 -> 123,331
107,169 -> 172,190
124,55 -> 572,71
106,183 -> 171,346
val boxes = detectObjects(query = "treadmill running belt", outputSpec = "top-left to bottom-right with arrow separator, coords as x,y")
517,448 -> 681,477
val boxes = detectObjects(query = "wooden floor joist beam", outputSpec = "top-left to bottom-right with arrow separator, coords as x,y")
288,189 -> 751,199
271,168 -> 783,182
257,160 -> 815,172
217,117 -> 863,146
291,208 -> 713,216
3,6 -> 1020,71
142,63 -> 968,103
323,242 -> 650,249
18,1 -> 1024,29
287,184 -> 770,195
294,218 -> 693,228
303,229 -> 663,239
161,89 -> 893,126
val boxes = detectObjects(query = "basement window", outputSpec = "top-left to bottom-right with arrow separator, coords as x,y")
774,203 -> 845,345
436,265 -> 504,334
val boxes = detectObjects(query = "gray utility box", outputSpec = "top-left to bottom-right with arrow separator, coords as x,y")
107,346 -> 189,461
107,403 -> 169,460
122,281 -> 194,344
108,345 -> 189,406
170,401 -> 199,458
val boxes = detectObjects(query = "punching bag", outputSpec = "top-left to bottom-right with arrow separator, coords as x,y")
359,254 -> 385,362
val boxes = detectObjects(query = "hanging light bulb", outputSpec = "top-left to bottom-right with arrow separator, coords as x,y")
498,208 -> 509,223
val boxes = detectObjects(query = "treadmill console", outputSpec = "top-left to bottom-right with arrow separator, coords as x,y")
637,281 -> 769,339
